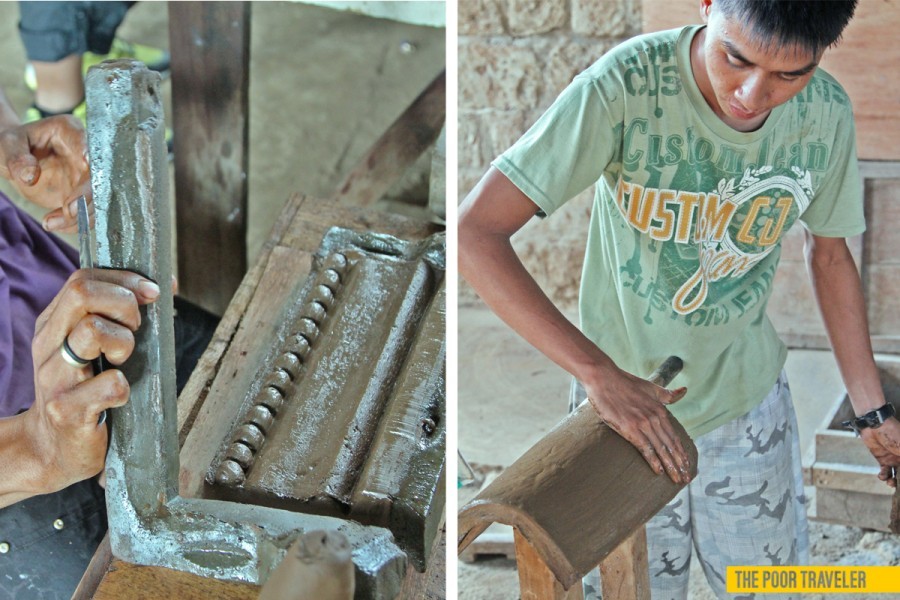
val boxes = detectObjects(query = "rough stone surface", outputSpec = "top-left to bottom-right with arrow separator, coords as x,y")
543,38 -> 616,104
457,0 -> 643,311
459,41 -> 542,111
507,0 -> 567,36
571,0 -> 630,37
459,109 -> 536,173
458,0 -> 506,36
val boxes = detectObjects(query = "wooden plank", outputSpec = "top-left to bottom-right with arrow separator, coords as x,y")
279,195 -> 441,252
810,462 -> 892,496
459,527 -> 516,563
176,193 -> 307,444
599,527 -> 650,600
815,431 -> 879,466
332,70 -> 446,207
179,245 -> 314,496
642,2 -> 900,160
92,560 -> 258,600
815,488 -> 894,533
514,528 -> 584,600
72,534 -> 113,600
859,161 -> 900,179
169,1 -> 251,316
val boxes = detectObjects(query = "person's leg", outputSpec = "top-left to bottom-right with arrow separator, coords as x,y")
18,2 -> 137,119
31,54 -> 84,114
0,478 -> 106,599
689,372 -> 809,599
646,486 -> 694,600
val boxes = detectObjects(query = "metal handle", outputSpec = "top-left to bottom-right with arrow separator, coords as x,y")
647,356 -> 683,388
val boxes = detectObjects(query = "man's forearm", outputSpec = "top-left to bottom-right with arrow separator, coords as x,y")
0,412 -> 48,509
806,233 -> 885,413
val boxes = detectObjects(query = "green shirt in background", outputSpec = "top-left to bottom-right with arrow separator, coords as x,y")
493,25 -> 865,437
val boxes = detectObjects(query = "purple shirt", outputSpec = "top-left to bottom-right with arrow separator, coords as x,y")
0,192 -> 77,417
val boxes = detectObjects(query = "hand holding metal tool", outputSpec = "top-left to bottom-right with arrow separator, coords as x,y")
78,194 -> 107,425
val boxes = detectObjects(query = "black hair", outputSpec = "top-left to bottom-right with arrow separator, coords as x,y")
714,0 -> 858,56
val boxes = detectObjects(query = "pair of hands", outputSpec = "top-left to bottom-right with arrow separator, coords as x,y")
0,115 -> 150,495
586,367 -> 900,489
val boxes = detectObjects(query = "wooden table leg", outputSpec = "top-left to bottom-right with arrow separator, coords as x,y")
599,525 -> 651,600
168,1 -> 251,316
514,528 -> 584,600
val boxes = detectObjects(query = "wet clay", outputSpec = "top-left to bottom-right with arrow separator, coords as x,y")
259,530 -> 355,600
457,358 -> 696,590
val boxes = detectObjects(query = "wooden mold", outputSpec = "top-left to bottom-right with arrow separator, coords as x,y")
810,354 -> 900,532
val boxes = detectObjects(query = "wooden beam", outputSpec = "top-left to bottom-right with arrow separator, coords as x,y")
169,1 -> 251,316
515,529 -> 584,600
599,528 -> 650,600
333,70 -> 446,207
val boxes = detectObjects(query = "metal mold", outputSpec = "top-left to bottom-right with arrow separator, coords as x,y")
88,60 -> 429,597
206,228 -> 446,571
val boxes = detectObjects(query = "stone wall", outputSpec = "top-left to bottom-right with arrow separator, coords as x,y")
458,0 -> 641,311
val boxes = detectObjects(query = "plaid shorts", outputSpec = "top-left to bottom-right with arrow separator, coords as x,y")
572,371 -> 809,600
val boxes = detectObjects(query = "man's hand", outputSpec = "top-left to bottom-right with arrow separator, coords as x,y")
22,269 -> 161,495
860,418 -> 900,488
0,115 -> 90,233
584,367 -> 692,484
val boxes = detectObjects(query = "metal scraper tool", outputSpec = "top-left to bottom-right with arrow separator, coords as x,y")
75,195 -> 107,425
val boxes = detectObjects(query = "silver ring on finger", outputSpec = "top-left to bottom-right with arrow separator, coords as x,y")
60,336 -> 91,368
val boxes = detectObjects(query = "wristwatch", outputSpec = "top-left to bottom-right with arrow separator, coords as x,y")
841,403 -> 896,434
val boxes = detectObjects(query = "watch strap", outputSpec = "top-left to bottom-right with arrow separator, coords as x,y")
841,403 -> 896,434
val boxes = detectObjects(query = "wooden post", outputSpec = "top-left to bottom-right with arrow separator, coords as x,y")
332,70 -> 445,207
515,529 -> 584,600
169,2 -> 251,316
599,527 -> 651,600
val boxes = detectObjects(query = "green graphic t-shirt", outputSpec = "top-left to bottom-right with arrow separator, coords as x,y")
493,26 -> 865,437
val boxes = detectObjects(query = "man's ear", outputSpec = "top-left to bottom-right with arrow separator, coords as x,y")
699,0 -> 713,23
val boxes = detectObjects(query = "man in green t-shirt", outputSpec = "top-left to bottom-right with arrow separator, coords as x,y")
460,0 -> 900,596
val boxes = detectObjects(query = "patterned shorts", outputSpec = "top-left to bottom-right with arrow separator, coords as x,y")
571,372 -> 809,600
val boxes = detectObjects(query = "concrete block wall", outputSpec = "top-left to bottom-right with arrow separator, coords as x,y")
458,0 -> 641,311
